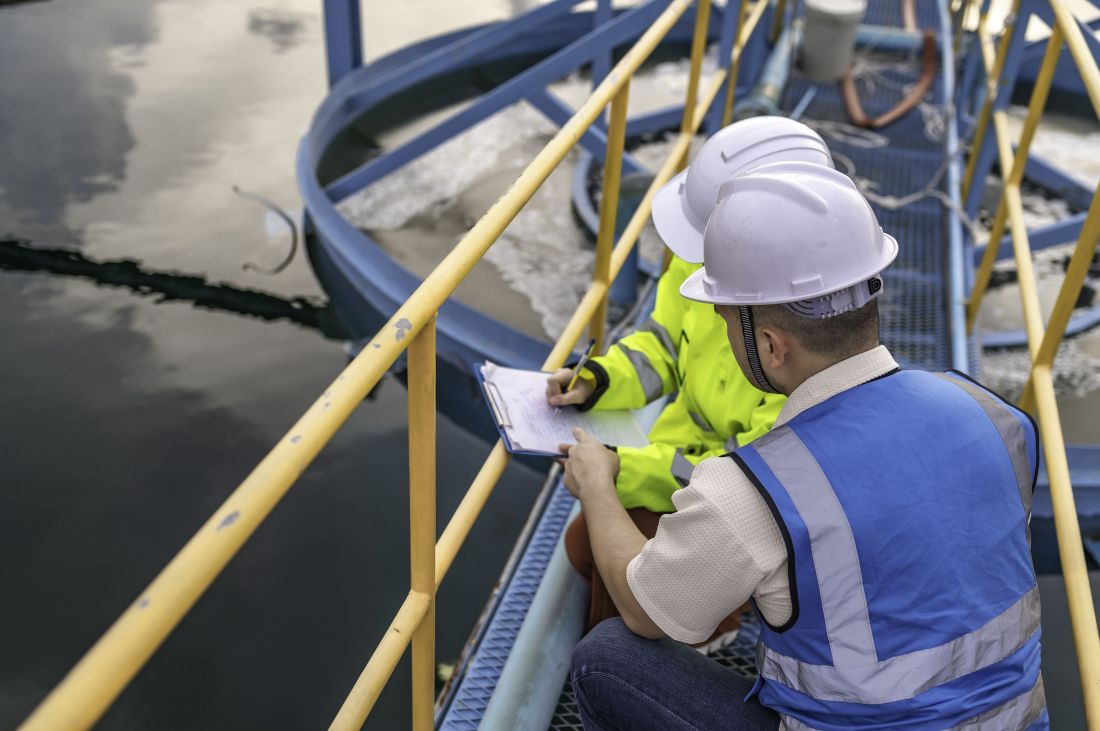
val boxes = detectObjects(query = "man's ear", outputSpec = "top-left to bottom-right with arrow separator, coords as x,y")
756,324 -> 791,370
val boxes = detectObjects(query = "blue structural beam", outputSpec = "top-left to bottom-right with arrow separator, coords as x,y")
975,211 -> 1089,264
326,0 -> 671,202
592,0 -> 614,90
323,0 -> 362,88
1025,153 -> 1096,212
525,88 -> 645,174
342,0 -> 582,107
1036,446 -> 1100,513
983,304 -> 1100,349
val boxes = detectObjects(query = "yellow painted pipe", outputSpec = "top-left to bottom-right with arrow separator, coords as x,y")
1049,0 -> 1100,117
328,591 -> 433,731
1030,366 -> 1100,730
1034,187 -> 1100,370
722,0 -> 753,127
966,28 -> 1061,333
591,84 -> 631,354
408,320 -> 437,731
962,6 -> 1020,201
679,0 -> 712,170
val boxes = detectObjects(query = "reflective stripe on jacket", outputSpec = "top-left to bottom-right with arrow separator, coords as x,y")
733,369 -> 1046,730
580,257 -> 784,513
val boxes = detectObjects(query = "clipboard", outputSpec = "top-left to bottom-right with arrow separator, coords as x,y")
475,362 -> 557,457
475,361 -> 649,458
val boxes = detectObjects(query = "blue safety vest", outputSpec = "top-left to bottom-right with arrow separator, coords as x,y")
732,369 -> 1046,730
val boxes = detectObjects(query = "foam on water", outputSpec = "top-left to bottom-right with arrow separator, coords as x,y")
337,64 -> 704,339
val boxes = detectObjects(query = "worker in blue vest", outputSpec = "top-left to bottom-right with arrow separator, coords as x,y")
559,161 -> 1045,730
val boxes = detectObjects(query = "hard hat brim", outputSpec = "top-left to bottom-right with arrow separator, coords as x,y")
679,232 -> 900,306
651,170 -> 705,264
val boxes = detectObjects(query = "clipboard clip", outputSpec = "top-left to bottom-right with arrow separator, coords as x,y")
484,381 -> 513,429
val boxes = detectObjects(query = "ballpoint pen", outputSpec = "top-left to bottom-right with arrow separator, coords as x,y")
561,338 -> 597,402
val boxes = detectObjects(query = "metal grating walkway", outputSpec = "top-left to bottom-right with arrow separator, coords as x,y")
439,1 -> 957,727
438,482 -> 577,729
783,0 -> 954,371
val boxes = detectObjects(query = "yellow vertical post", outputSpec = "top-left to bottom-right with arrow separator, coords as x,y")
1031,366 -> 1100,730
771,0 -> 788,42
679,0 -> 712,164
962,2 -> 1020,201
952,0 -> 973,59
721,0 -> 750,126
408,316 -> 436,731
966,28 -> 1061,333
591,84 -> 631,353
664,0 -> 710,273
1034,188 -> 1100,372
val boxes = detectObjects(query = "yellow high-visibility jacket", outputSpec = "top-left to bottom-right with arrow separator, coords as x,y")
579,257 -> 785,512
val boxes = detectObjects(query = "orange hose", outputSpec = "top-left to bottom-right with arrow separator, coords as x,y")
842,30 -> 938,129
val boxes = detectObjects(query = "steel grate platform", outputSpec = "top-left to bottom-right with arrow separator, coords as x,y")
438,482 -> 578,729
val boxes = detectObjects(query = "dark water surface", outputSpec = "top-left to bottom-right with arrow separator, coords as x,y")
0,1 -> 542,728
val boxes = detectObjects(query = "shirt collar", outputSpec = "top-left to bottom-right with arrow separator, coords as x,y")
774,345 -> 899,427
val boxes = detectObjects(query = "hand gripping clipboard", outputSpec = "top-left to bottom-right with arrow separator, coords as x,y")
474,361 -> 648,458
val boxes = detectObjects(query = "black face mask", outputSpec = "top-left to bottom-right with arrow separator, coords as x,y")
738,306 -> 779,394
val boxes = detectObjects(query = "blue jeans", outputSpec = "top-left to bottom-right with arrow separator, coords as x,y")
571,618 -> 780,731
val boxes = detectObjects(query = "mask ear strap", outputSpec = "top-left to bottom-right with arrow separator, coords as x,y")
738,306 -> 779,394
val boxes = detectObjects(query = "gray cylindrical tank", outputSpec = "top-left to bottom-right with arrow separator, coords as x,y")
801,0 -> 867,82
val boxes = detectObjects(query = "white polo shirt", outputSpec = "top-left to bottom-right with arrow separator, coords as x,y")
626,346 -> 900,643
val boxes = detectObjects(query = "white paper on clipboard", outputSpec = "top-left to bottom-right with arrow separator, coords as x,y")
480,361 -> 649,456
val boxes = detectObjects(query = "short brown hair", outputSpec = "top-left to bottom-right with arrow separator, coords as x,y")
752,300 -> 879,358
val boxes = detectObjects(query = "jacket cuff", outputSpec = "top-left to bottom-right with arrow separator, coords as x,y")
573,359 -> 609,412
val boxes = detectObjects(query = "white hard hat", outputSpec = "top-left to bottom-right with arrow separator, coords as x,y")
680,160 -> 898,310
651,116 -> 834,263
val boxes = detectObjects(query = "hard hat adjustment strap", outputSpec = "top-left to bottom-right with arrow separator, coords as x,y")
783,276 -> 884,320
737,306 -> 779,394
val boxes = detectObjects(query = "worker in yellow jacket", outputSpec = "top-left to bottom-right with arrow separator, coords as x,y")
548,117 -> 834,644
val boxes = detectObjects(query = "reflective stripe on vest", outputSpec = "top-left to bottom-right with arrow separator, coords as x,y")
753,426 -> 1042,705
639,318 -> 678,363
670,450 -> 693,487
779,676 -> 1046,731
933,373 -> 1034,515
617,344 -> 663,402
948,676 -> 1046,731
688,409 -> 713,432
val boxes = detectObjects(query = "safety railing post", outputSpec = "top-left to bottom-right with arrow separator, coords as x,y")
770,0 -> 788,43
952,0 -> 973,59
408,316 -> 437,731
721,0 -> 750,127
962,0 -> 1020,201
591,84 -> 631,353
679,0 -> 711,170
966,27 -> 1061,333
963,2 -> 1100,725
663,0 -> 711,272
1031,365 -> 1100,730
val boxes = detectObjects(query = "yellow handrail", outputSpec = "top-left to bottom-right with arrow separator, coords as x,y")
961,2 -> 1100,727
18,2 -> 769,729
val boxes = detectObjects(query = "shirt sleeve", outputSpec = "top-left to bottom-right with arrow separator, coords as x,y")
625,456 -> 786,643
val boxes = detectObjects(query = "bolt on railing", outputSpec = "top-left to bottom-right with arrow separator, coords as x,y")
962,2 -> 1100,726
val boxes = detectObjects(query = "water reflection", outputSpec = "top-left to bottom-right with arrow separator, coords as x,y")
0,237 -> 348,339
0,0 -> 543,728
